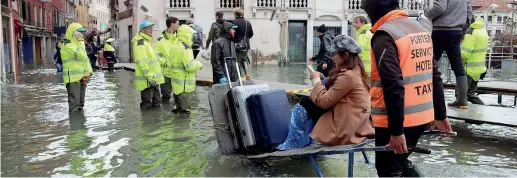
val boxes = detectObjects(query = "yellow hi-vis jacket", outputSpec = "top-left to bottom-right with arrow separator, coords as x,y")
169,24 -> 203,95
356,24 -> 373,73
155,30 -> 177,78
461,18 -> 489,81
132,32 -> 165,91
103,43 -> 115,52
61,23 -> 92,85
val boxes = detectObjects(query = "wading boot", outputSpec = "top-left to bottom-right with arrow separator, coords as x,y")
448,76 -> 469,109
402,160 -> 424,177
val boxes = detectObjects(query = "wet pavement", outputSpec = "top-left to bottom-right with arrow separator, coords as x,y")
2,60 -> 517,177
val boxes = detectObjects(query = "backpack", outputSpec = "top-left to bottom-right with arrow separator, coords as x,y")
190,24 -> 204,49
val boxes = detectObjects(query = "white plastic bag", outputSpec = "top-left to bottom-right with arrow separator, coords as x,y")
199,49 -> 211,61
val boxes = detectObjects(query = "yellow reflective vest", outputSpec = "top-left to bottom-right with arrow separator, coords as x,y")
132,32 -> 165,91
155,31 -> 177,78
461,18 -> 489,81
61,23 -> 92,85
103,43 -> 115,52
170,25 -> 203,95
356,24 -> 373,73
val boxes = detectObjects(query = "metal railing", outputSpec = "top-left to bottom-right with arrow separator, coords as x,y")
348,0 -> 429,11
169,0 -> 191,8
439,46 -> 517,82
1,5 -> 10,16
287,0 -> 308,8
255,0 -> 277,7
217,0 -> 241,8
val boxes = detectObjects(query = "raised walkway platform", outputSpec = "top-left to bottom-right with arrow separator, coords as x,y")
117,62 -> 517,128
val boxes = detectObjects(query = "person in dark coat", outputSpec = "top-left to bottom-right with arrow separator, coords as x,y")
309,24 -> 335,77
53,42 -> 63,73
85,35 -> 99,70
211,22 -> 239,84
232,7 -> 254,78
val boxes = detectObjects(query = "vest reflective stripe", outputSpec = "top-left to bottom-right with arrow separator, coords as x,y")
370,11 -> 435,128
461,47 -> 487,54
135,73 -> 164,81
169,65 -> 185,70
170,77 -> 196,85
372,101 -> 433,115
185,60 -> 198,69
466,61 -> 486,67
65,70 -> 89,75
371,71 -> 432,87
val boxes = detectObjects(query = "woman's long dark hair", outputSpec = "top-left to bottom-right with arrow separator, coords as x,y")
327,52 -> 371,91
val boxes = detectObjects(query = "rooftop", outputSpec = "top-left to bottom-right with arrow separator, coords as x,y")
472,0 -> 515,13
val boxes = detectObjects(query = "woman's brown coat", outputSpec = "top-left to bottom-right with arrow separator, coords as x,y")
310,67 -> 375,145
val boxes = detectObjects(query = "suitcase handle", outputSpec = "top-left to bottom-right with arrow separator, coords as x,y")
223,57 -> 243,88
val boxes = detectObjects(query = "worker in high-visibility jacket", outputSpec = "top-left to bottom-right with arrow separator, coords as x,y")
461,17 -> 488,105
61,23 -> 92,113
155,17 -> 181,104
354,16 -> 373,73
103,38 -> 117,71
169,22 -> 203,114
133,20 -> 165,110
363,0 -> 454,176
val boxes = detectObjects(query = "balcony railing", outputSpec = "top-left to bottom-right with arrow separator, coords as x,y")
256,0 -> 277,7
217,0 -> 241,8
1,5 -> 10,17
349,0 -> 428,11
168,0 -> 191,8
407,0 -> 430,11
287,0 -> 308,8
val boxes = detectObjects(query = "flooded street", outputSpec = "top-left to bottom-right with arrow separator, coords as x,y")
2,60 -> 517,177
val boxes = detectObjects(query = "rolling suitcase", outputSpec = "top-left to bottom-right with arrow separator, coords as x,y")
223,57 -> 270,151
246,89 -> 291,152
208,79 -> 255,155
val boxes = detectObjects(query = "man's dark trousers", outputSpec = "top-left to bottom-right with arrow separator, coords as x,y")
193,50 -> 200,59
160,77 -> 172,103
66,82 -> 87,113
174,92 -> 191,111
432,31 -> 466,120
375,124 -> 427,177
141,86 -> 161,109
236,51 -> 249,75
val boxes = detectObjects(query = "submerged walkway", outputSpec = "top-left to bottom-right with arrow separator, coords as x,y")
116,62 -> 517,128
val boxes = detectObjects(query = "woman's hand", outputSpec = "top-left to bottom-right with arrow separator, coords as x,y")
310,70 -> 322,80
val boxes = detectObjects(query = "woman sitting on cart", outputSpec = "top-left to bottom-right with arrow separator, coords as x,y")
278,35 -> 374,150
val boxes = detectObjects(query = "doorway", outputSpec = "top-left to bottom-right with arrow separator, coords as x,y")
288,21 -> 307,62
128,25 -> 133,63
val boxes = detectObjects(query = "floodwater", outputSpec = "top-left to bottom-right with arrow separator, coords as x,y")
2,60 -> 517,177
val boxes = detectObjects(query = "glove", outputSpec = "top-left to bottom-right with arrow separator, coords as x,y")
149,80 -> 158,87
322,77 -> 329,87
219,77 -> 228,84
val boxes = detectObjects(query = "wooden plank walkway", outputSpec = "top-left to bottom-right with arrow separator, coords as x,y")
118,63 -> 517,128
444,81 -> 517,95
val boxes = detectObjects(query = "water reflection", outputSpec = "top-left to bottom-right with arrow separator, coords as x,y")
1,62 -> 517,177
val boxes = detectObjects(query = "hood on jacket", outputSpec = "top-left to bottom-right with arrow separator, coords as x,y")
220,22 -> 238,38
361,0 -> 399,25
65,23 -> 86,43
178,24 -> 196,45
357,24 -> 372,33
131,32 -> 153,44
471,18 -> 484,29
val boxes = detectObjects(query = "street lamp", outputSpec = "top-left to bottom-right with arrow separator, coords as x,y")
487,4 -> 499,79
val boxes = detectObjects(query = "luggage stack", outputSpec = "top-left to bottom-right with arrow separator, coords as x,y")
209,57 -> 291,155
